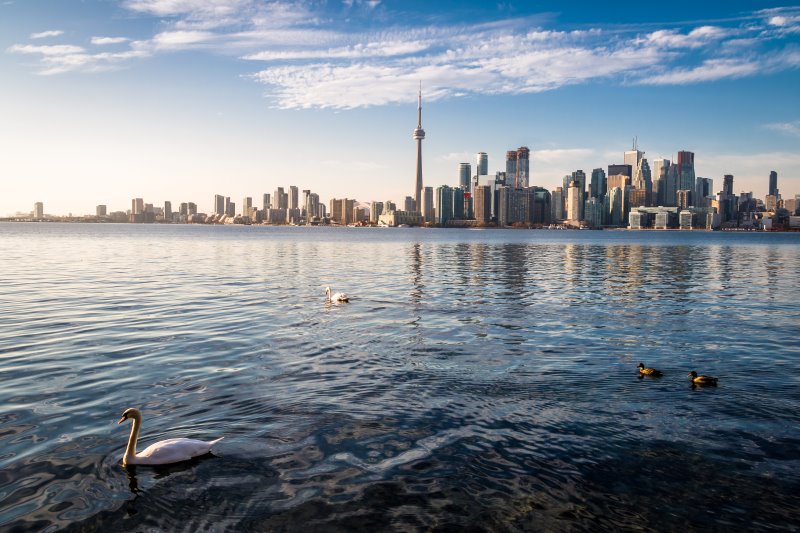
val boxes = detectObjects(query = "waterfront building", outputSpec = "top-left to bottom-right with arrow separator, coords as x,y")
551,187 -> 564,221
274,187 -> 288,210
652,158 -> 670,206
436,185 -> 453,225
584,196 -> 604,227
628,189 -> 648,209
474,186 -> 492,224
370,201 -> 384,224
453,187 -> 465,220
769,170 -> 778,198
458,163 -> 471,190
214,194 -> 225,216
567,181 -> 582,224
242,197 -> 252,217
421,187 -> 434,222
695,177 -> 713,208
765,194 -> 778,211
607,174 -> 630,195
723,174 -> 734,196
264,208 -> 286,224
412,86 -> 425,214
676,189 -> 693,210
571,170 -> 586,220
677,151 -> 695,194
476,152 -> 488,177
289,186 -> 299,210
33,202 -> 44,219
225,197 -> 234,216
608,187 -> 624,226
352,207 -> 368,224
516,147 -> 530,188
377,210 -> 423,227
663,166 -> 679,207
163,202 -> 171,221
263,193 -> 271,211
385,200 -> 396,212
404,196 -> 416,212
628,206 -> 680,229
96,205 -> 107,217
590,168 -> 606,200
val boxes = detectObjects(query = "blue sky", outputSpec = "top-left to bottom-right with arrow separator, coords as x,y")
2,0 -> 799,215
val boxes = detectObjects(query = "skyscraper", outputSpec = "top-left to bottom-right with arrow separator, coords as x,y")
677,151 -> 695,193
723,174 -> 734,196
289,186 -> 299,210
769,170 -> 778,197
458,163 -> 471,190
412,85 -> 425,213
214,194 -> 225,216
505,151 -> 517,187
476,152 -> 488,176
590,168 -> 606,200
421,186 -> 434,222
571,169 -> 586,220
474,186 -> 492,223
652,158 -> 670,206
263,193 -> 271,211
33,202 -> 44,219
516,146 -> 530,188
567,181 -> 582,223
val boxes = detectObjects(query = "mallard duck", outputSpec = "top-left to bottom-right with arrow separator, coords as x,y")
688,371 -> 718,385
638,362 -> 663,377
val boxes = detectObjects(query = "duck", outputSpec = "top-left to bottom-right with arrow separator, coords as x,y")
687,371 -> 718,385
118,408 -> 223,466
325,286 -> 349,303
637,362 -> 663,377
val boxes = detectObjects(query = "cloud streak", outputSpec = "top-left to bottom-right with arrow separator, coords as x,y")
30,30 -> 63,39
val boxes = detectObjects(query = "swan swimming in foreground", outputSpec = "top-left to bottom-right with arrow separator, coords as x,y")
325,286 -> 349,303
118,408 -> 223,466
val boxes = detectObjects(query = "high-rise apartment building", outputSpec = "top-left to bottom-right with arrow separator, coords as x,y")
34,202 -> 44,219
567,181 -> 582,223
289,186 -> 299,210
723,174 -> 734,196
370,201 -> 384,224
96,205 -> 107,217
551,187 -> 564,221
458,163 -> 471,190
404,196 -> 415,212
436,185 -> 453,225
214,194 -> 225,215
242,197 -> 252,217
516,147 -> 530,188
163,201 -> 171,220
474,186 -> 492,223
695,177 -> 713,208
263,193 -> 271,211
677,151 -> 695,193
421,186 -> 434,223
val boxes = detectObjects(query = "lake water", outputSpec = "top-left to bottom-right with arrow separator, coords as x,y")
1,223 -> 799,531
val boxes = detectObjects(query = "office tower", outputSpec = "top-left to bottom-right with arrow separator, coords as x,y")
214,194 -> 225,215
163,201 -> 171,220
590,168 -> 606,200
608,187 -> 623,226
421,186 -> 434,222
652,158 -> 670,206
723,174 -> 734,196
584,196 -> 604,227
96,205 -> 107,217
289,186 -> 299,210
224,197 -> 233,216
571,170 -> 586,220
412,85 -> 425,213
567,181 -> 582,222
677,189 -> 693,209
624,144 -> 643,174
608,164 -> 632,179
179,202 -> 189,216
607,174 -> 630,193
505,151 -> 517,187
628,189 -> 647,209
263,193 -> 271,211
188,202 -> 197,215
370,201 -> 384,224
384,200 -> 396,212
274,187 -> 287,209
33,202 -> 44,219
677,151 -> 695,193
551,187 -> 564,221
330,198 -> 343,223
695,177 -> 713,208
242,197 -> 252,217
476,152 -> 488,176
404,196 -> 415,212
309,193 -> 320,220
664,165 -> 679,207
436,185 -> 453,225
769,170 -> 778,198
458,163 -> 471,190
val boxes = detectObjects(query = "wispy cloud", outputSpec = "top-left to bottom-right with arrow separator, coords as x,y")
30,30 -> 63,39
764,119 -> 800,137
91,36 -> 130,45
8,3 -> 800,106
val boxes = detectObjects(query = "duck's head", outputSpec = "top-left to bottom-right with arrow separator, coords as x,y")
687,371 -> 698,378
637,363 -> 645,369
325,286 -> 331,295
118,408 -> 142,424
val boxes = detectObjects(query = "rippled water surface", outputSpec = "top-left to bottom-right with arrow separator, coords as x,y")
1,223 -> 799,531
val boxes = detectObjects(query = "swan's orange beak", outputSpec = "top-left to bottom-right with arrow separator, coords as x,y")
117,415 -> 127,424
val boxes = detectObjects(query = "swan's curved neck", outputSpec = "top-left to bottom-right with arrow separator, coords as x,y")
125,414 -> 142,459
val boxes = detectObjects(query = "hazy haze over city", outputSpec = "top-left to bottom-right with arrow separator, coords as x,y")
2,0 -> 799,216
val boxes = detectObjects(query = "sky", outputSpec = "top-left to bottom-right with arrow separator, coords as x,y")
1,0 -> 799,216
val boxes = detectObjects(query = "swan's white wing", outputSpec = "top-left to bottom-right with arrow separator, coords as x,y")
131,437 -> 222,465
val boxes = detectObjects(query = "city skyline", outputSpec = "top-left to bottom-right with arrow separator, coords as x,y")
2,1 -> 800,216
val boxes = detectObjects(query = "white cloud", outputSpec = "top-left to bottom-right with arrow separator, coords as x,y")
8,44 -> 85,55
30,30 -> 63,39
642,48 -> 800,85
243,40 -> 431,61
642,26 -> 731,49
764,120 -> 800,137
91,36 -> 130,45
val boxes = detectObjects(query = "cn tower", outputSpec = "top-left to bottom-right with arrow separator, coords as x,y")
412,83 -> 425,213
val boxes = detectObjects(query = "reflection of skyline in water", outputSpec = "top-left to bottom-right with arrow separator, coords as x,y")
1,224 -> 799,531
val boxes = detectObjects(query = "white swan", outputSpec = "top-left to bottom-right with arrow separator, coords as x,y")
118,408 -> 223,466
325,286 -> 349,303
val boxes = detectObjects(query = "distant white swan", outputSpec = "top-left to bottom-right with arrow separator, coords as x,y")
325,286 -> 349,303
118,408 -> 223,466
